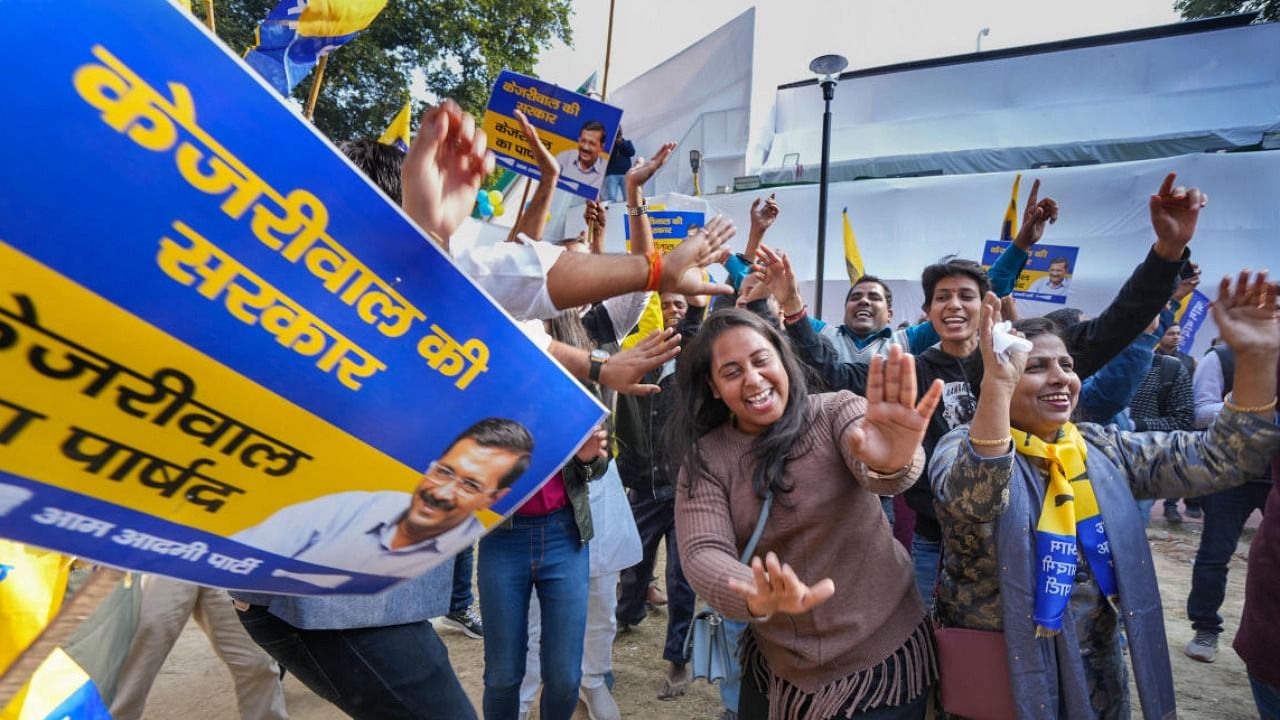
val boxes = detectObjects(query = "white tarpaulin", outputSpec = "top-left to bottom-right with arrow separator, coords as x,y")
599,150 -> 1280,357
766,19 -> 1280,181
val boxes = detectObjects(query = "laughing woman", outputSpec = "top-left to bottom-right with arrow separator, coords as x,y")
668,308 -> 945,720
931,275 -> 1280,719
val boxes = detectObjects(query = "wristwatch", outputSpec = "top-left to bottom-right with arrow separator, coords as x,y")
588,348 -> 610,383
626,204 -> 649,216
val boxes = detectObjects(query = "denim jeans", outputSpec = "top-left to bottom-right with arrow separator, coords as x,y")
235,605 -> 475,719
1135,498 -> 1156,529
478,508 -> 589,720
911,533 -> 941,611
450,543 -> 475,614
1251,674 -> 1280,720
603,174 -> 626,202
1187,482 -> 1270,635
717,618 -> 748,715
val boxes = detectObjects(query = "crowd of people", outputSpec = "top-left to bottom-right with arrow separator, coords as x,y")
104,99 -> 1280,720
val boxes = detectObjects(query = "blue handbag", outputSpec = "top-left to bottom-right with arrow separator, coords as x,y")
683,490 -> 773,684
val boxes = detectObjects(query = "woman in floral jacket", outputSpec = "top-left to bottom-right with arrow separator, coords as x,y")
931,272 -> 1280,719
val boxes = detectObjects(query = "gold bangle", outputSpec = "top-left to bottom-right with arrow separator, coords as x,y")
1224,394 -> 1277,414
968,435 -> 1013,448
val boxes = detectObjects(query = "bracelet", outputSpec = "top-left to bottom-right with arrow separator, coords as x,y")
627,204 -> 649,216
783,305 -> 807,324
1224,394 -> 1277,414
968,435 -> 1013,448
866,464 -> 912,481
644,250 -> 663,292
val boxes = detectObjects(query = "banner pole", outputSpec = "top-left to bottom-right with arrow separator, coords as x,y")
506,178 -> 534,242
203,0 -> 216,32
601,0 -> 616,100
304,56 -> 329,120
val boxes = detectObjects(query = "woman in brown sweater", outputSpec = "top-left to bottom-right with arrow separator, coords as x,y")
667,308 -> 944,720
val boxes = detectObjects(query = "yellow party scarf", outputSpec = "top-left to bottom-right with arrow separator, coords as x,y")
1011,423 -> 1118,637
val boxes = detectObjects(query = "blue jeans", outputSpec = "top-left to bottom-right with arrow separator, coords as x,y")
1187,482 -> 1270,635
1251,674 -> 1280,720
450,543 -> 475,613
235,605 -> 475,719
911,533 -> 940,611
718,618 -> 748,715
603,174 -> 626,202
1135,498 -> 1156,529
478,508 -> 589,720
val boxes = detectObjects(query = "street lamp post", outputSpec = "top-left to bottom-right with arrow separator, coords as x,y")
689,149 -> 702,196
808,53 -> 847,320
976,27 -> 990,52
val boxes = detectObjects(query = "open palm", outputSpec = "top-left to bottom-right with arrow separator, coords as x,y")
848,345 -> 943,473
402,100 -> 494,243
1212,271 -> 1280,357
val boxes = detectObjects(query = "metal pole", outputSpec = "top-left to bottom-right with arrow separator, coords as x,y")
601,0 -> 617,100
815,80 -> 835,319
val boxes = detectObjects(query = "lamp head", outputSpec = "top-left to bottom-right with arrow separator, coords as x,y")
689,149 -> 701,173
809,54 -> 848,83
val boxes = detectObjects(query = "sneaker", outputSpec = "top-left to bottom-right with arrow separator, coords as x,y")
441,606 -> 483,639
1186,505 -> 1203,520
580,684 -> 622,720
1185,630 -> 1218,663
1164,505 -> 1183,523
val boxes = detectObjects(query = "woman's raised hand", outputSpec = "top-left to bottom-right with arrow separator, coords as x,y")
729,551 -> 834,618
1212,270 -> 1280,360
847,344 -> 943,474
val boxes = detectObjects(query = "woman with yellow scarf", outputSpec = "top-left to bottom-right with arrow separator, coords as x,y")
930,270 -> 1280,720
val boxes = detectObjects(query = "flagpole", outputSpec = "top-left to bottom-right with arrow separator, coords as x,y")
601,0 -> 616,100
304,56 -> 329,120
0,568 -> 126,707
507,178 -> 534,242
204,0 -> 216,32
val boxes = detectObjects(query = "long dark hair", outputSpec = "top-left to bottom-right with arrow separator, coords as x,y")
663,308 -> 813,499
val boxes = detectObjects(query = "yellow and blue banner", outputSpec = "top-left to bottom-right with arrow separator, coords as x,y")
0,1 -> 604,596
244,0 -> 388,95
483,70 -> 623,201
3,649 -> 111,720
622,205 -> 704,255
842,207 -> 864,286
1173,289 -> 1212,353
378,101 -> 411,153
981,240 -> 1079,305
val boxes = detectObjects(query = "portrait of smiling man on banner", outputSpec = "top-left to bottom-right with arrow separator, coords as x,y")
555,119 -> 608,191
233,418 -> 532,578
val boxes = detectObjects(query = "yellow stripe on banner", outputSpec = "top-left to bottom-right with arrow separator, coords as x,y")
482,111 -> 608,172
0,242 -> 421,535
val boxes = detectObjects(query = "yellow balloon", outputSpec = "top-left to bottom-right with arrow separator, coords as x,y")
487,190 -> 503,206
492,204 -> 505,217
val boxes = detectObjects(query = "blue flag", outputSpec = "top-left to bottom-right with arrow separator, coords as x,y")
245,0 -> 387,95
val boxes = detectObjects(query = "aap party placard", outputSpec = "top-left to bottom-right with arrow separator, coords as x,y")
484,70 -> 623,201
0,1 -> 604,595
982,241 -> 1080,305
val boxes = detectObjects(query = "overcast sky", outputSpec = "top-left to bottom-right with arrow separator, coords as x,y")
534,0 -> 1184,92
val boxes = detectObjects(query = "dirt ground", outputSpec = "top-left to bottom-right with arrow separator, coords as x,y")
140,514 -> 1261,719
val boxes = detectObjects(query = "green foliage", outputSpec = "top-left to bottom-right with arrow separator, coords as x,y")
191,0 -> 573,141
1174,0 -> 1278,23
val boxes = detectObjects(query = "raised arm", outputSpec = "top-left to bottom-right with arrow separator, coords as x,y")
401,100 -> 495,249
624,142 -> 677,258
1107,271 -> 1280,500
510,110 -> 560,242
1063,173 -> 1204,379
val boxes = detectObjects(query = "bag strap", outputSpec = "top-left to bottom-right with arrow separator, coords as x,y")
738,490 -> 774,564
